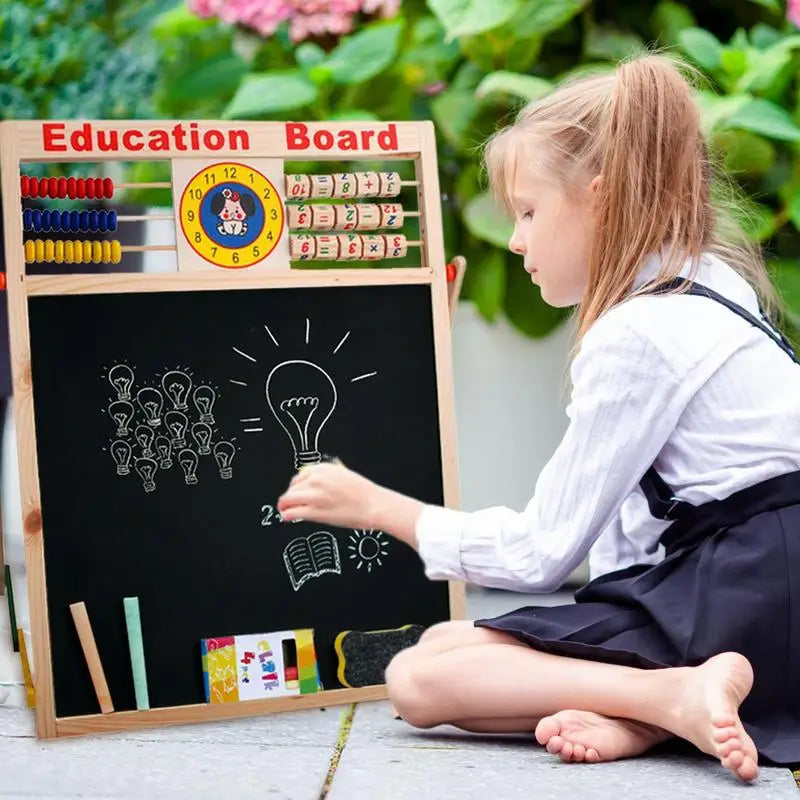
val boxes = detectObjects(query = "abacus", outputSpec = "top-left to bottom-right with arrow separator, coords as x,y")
0,119 -> 463,740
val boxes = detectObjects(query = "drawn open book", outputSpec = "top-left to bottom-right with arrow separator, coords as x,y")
283,531 -> 341,591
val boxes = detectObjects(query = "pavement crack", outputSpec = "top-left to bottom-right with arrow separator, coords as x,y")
318,702 -> 357,799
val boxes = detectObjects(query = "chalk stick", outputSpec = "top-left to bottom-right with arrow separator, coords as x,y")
5,566 -> 18,652
123,597 -> 150,710
69,602 -> 114,714
17,628 -> 35,708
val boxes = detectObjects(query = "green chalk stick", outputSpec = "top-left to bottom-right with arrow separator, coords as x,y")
123,597 -> 150,710
5,566 -> 18,652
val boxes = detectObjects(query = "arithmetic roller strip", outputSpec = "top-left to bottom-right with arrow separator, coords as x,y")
24,234 -> 422,264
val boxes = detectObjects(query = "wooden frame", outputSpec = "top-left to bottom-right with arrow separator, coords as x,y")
0,119 -> 465,739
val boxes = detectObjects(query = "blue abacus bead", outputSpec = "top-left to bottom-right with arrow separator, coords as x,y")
107,210 -> 118,232
88,210 -> 98,232
79,210 -> 89,233
95,210 -> 105,233
70,210 -> 80,232
22,209 -> 32,232
57,210 -> 69,232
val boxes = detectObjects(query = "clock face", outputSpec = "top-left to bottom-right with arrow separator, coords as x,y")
178,162 -> 285,269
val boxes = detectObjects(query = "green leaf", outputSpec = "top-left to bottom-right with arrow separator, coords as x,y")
503,258 -> 567,337
650,2 -> 696,47
462,191 -> 513,250
719,49 -> 748,84
295,42 -> 326,70
506,0 -> 589,36
724,98 -> 800,142
770,259 -> 800,330
736,46 -> 794,94
584,25 -> 645,61
161,54 -> 247,103
463,248 -> 506,320
324,21 -> 404,85
787,189 -> 800,232
678,27 -> 723,71
714,130 -> 775,175
744,0 -> 781,11
327,109 -> 380,121
222,71 -> 318,117
427,0 -> 521,39
731,196 -> 777,242
750,24 -> 783,49
694,89 -> 750,134
475,71 -> 552,103
430,88 -> 480,152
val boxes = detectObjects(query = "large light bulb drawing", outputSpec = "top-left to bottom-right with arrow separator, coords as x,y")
136,387 -> 164,427
191,422 -> 213,455
109,400 -> 134,437
193,385 -> 217,424
110,440 -> 132,475
178,448 -> 199,485
165,410 -> 189,449
134,424 -> 155,458
265,360 -> 337,469
161,370 -> 192,411
135,457 -> 158,493
213,440 -> 236,479
108,364 -> 134,401
155,435 -> 173,469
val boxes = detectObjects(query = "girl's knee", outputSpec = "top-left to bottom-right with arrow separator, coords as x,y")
418,619 -> 474,644
385,656 -> 440,729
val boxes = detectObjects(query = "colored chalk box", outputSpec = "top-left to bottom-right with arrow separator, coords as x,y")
201,629 -> 320,703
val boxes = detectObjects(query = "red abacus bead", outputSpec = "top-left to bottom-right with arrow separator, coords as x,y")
57,177 -> 67,198
20,176 -> 28,197
86,178 -> 96,199
67,177 -> 76,198
102,177 -> 113,199
48,177 -> 58,198
446,261 -> 456,282
76,178 -> 86,198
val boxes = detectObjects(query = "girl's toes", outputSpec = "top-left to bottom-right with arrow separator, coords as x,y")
717,738 -> 741,758
713,726 -> 739,743
559,741 -> 575,761
572,743 -> 586,762
547,735 -> 565,755
585,748 -> 601,763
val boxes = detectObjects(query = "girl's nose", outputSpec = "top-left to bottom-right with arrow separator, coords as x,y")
508,226 -> 525,255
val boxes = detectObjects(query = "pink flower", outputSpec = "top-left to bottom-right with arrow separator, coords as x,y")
789,0 -> 800,28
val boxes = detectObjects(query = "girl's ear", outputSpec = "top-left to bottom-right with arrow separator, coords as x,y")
588,174 -> 604,212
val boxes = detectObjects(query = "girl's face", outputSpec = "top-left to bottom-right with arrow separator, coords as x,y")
507,163 -> 597,308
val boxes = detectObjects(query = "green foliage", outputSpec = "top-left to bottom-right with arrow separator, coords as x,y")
7,0 -> 800,339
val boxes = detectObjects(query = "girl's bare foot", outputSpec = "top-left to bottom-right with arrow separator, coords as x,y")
666,652 -> 759,782
534,710 -> 671,763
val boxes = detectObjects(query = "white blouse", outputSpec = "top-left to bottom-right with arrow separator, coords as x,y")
416,253 -> 800,592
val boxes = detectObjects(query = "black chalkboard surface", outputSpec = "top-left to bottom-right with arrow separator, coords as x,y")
28,283 -> 451,718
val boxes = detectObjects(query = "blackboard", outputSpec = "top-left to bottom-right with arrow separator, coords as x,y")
28,283 -> 451,718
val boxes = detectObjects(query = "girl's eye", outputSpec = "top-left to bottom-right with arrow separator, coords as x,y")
522,210 -> 534,220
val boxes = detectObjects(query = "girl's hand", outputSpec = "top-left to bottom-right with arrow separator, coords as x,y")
277,463 -> 425,548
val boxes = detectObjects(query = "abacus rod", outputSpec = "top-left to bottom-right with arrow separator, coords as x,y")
123,240 -> 424,253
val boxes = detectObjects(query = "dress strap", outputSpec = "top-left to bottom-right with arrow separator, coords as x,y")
638,276 -> 799,521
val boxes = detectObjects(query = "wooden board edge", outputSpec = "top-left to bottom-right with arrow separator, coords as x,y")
0,124 -> 58,738
52,685 -> 387,738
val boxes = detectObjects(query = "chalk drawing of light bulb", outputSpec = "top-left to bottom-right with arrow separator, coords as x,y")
191,422 -> 213,455
136,387 -> 164,427
265,360 -> 337,470
193,385 -> 217,425
178,448 -> 199,485
110,440 -> 132,475
213,440 -> 236,479
134,425 -> 155,458
155,435 -> 173,469
108,364 -> 134,401
165,410 -> 189,449
161,370 -> 192,411
109,400 -> 134,437
135,457 -> 158,493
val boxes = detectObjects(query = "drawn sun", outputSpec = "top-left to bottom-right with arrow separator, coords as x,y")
348,529 -> 389,572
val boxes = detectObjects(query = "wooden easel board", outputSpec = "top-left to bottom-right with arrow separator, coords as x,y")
0,119 -> 464,739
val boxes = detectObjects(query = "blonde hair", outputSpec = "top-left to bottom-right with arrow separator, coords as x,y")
484,53 -> 783,346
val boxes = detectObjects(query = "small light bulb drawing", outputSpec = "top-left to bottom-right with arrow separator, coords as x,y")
136,387 -> 164,427
348,530 -> 389,572
109,400 -> 134,437
161,370 -> 193,411
265,360 -> 337,470
191,422 -> 213,455
110,440 -> 132,475
165,410 -> 189,449
134,425 -> 155,458
178,448 -> 199,485
108,364 -> 134,401
193,385 -> 217,425
213,440 -> 236,479
135,457 -> 158,493
155,435 -> 173,469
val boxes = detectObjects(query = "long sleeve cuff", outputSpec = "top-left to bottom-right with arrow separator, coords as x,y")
414,504 -> 470,581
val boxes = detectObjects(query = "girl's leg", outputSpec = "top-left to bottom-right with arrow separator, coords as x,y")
385,641 -> 758,782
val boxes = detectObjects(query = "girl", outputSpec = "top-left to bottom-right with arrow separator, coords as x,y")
277,53 -> 800,784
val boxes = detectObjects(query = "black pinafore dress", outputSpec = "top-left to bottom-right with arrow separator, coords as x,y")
474,280 -> 800,766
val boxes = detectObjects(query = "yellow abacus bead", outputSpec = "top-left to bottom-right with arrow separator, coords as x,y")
91,241 -> 101,263
35,240 -> 45,263
379,171 -> 401,197
44,240 -> 54,262
81,240 -> 92,262
385,233 -> 408,258
337,234 -> 363,260
361,234 -> 386,260
111,240 -> 122,264
64,240 -> 74,263
24,241 -> 33,263
53,240 -> 64,263
333,173 -> 358,198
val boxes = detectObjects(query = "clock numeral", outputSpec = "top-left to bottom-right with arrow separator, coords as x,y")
194,231 -> 202,243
